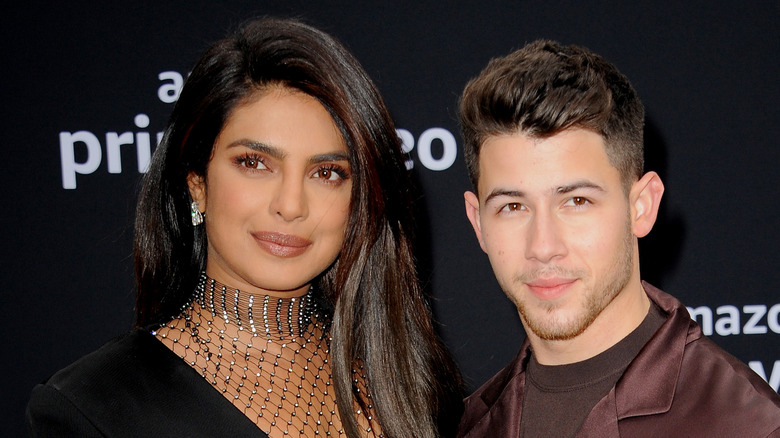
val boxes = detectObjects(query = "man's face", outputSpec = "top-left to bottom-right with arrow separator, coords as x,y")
465,128 -> 638,341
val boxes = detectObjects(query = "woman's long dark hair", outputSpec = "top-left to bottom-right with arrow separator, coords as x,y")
134,18 -> 462,438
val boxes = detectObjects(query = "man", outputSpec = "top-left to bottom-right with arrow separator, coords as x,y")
457,40 -> 780,437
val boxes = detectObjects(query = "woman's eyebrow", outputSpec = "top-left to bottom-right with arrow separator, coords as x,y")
308,152 -> 350,165
226,139 -> 348,165
227,139 -> 285,160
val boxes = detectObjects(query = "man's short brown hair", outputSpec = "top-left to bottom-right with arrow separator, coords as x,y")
460,40 -> 645,192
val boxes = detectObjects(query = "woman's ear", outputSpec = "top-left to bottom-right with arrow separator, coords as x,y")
630,171 -> 664,238
187,172 -> 207,211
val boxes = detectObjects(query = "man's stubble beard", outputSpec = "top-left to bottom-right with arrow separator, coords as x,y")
508,215 -> 634,341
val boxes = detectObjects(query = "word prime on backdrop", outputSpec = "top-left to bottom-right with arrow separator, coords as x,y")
59,71 -> 459,189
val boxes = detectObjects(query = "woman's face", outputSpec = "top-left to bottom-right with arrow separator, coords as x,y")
189,87 -> 352,297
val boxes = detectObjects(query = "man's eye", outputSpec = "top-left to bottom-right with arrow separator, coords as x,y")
567,197 -> 590,207
501,203 -> 523,212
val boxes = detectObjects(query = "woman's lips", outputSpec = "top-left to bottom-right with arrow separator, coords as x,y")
525,277 -> 577,301
252,231 -> 312,258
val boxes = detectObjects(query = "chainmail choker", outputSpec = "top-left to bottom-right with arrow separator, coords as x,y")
154,273 -> 382,437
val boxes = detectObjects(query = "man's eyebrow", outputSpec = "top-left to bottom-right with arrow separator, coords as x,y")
484,189 -> 526,205
227,140 -> 285,160
556,181 -> 606,194
483,181 -> 605,204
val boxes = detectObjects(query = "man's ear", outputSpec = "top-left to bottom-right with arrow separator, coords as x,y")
187,172 -> 207,211
630,171 -> 664,238
464,191 -> 487,253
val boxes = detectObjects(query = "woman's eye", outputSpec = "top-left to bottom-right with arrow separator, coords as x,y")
316,168 -> 336,180
237,154 -> 266,170
314,165 -> 349,182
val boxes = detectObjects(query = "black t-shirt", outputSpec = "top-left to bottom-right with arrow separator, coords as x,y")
521,303 -> 667,438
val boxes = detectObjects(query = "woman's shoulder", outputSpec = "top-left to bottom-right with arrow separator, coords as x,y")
43,329 -> 161,389
26,329 -> 178,436
28,329 -> 268,437
31,329 -> 182,412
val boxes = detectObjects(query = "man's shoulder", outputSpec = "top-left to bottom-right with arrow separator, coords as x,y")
629,283 -> 780,434
679,333 -> 780,410
458,346 -> 529,437
615,332 -> 780,436
646,283 -> 779,409
464,355 -> 522,404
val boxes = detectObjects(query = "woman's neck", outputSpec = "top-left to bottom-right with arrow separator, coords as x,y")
191,273 -> 316,340
154,273 -> 382,436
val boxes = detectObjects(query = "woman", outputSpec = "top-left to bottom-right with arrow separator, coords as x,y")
27,18 -> 463,437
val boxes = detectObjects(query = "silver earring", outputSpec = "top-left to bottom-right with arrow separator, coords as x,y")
191,201 -> 204,226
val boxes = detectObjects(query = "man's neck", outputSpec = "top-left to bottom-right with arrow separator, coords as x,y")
528,280 -> 651,365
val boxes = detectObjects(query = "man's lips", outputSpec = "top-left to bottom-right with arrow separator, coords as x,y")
252,231 -> 312,258
525,277 -> 577,300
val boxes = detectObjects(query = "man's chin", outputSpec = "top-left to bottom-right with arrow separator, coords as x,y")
521,309 -> 590,341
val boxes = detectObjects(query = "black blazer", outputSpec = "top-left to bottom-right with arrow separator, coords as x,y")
27,329 -> 268,437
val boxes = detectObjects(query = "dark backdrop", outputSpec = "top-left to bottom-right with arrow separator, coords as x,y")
4,2 -> 779,436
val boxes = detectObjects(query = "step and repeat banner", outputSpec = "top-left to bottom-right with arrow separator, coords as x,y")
4,2 -> 778,434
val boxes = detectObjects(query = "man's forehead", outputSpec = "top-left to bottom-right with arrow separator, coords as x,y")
476,130 -> 619,197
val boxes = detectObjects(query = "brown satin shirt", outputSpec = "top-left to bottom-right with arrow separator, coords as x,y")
457,282 -> 780,438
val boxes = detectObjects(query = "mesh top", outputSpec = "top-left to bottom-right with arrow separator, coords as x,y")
155,274 -> 382,437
